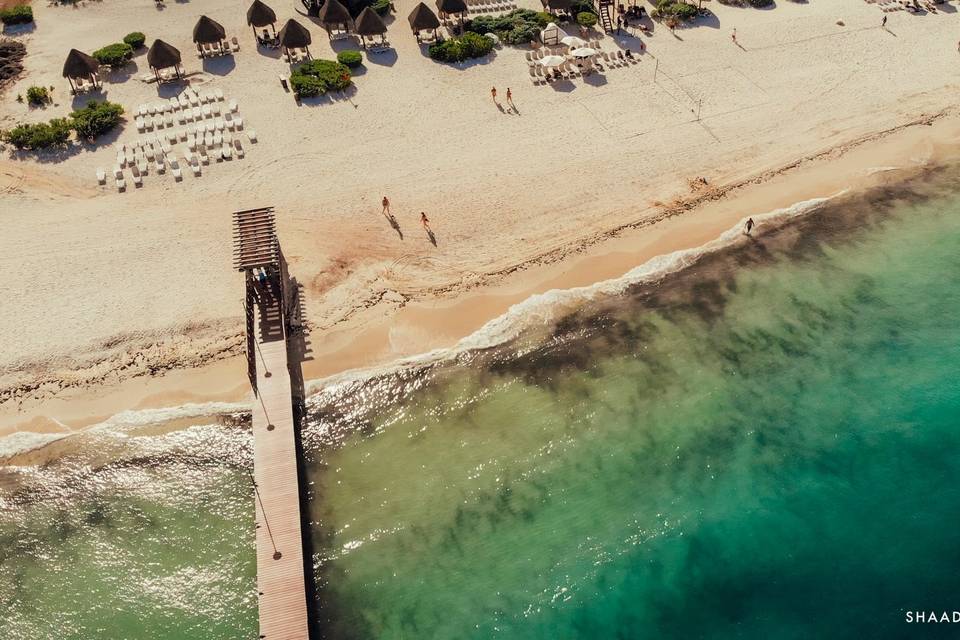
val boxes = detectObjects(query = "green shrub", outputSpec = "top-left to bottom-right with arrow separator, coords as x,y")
0,5 -> 33,25
656,0 -> 698,20
337,50 -> 363,68
26,86 -> 49,106
428,31 -> 494,62
123,32 -> 146,49
290,59 -> 352,96
2,119 -> 72,149
465,9 -> 547,46
70,100 -> 124,139
371,0 -> 391,15
569,0 -> 595,16
576,11 -> 597,27
93,42 -> 134,67
747,0 -> 773,6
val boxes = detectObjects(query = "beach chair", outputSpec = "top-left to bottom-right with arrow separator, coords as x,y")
170,156 -> 182,181
177,110 -> 186,124
231,36 -> 240,52
116,148 -> 125,167
214,130 -> 223,147
198,146 -> 209,164
114,166 -> 126,190
215,118 -> 225,131
131,163 -> 143,186
154,114 -> 164,129
202,104 -> 212,118
205,131 -> 214,148
225,114 -> 235,131
96,167 -> 106,184
144,143 -> 155,161
223,130 -> 233,145
222,143 -> 232,160
192,106 -> 202,121
214,88 -> 224,101
188,91 -> 200,106
246,129 -> 257,143
233,138 -> 244,159
229,99 -> 239,113
212,102 -> 221,116
234,117 -> 243,130
166,130 -> 177,144
177,94 -> 190,109
160,138 -> 172,154
136,116 -> 145,132
528,66 -> 539,85
155,155 -> 165,174
165,113 -> 174,127
187,133 -> 197,151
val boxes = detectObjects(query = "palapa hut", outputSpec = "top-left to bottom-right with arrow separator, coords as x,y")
435,0 -> 467,25
354,7 -> 388,49
408,2 -> 441,41
62,48 -> 100,93
247,0 -> 278,43
278,18 -> 312,61
147,39 -> 183,82
316,0 -> 353,38
193,15 -> 228,56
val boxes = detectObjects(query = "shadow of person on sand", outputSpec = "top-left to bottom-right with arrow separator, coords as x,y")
426,228 -> 437,246
384,212 -> 403,239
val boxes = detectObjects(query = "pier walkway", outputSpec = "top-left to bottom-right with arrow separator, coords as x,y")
234,207 -> 310,640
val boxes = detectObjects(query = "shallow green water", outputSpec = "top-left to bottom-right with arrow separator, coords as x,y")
1,170 -> 959,639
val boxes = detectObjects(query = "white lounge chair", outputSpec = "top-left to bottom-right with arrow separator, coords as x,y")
202,104 -> 212,118
204,131 -> 214,147
160,138 -> 172,154
246,129 -> 257,143
155,156 -> 165,174
167,130 -> 177,144
165,113 -> 174,127
225,114 -> 235,131
198,146 -> 209,164
222,144 -> 232,160
136,116 -> 145,132
212,103 -> 221,116
228,99 -> 238,113
234,117 -> 243,130
131,164 -> 142,186
213,130 -> 223,146
192,107 -> 202,121
223,131 -> 233,144
214,88 -> 224,101
189,91 -> 200,106
187,134 -> 197,151
215,118 -> 225,131
231,36 -> 240,52
116,149 -> 126,166
96,168 -> 106,184
170,156 -> 182,180
233,138 -> 244,159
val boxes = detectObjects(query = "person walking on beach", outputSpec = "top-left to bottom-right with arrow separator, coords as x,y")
881,15 -> 887,27
491,86 -> 498,103
731,28 -> 737,44
745,217 -> 755,235
506,88 -> 514,109
420,211 -> 431,231
382,196 -> 391,215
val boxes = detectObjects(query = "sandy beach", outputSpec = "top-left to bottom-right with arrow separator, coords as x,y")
2,0 -> 959,438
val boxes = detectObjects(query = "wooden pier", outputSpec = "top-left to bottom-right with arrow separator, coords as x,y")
234,207 -> 311,640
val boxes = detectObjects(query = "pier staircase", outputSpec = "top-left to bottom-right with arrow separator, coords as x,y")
595,0 -> 614,32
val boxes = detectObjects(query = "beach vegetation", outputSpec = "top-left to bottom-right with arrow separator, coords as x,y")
343,0 -> 392,17
290,59 -> 352,97
93,42 -> 134,68
466,9 -> 557,45
337,50 -> 363,68
428,32 -> 494,62
70,100 -> 124,140
576,11 -> 597,27
655,0 -> 698,21
0,4 -> 33,25
748,0 -> 774,6
123,32 -> 146,49
370,0 -> 392,15
26,85 -> 50,106
2,119 -> 72,149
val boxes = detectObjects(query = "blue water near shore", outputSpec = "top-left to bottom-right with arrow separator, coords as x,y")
1,167 -> 959,639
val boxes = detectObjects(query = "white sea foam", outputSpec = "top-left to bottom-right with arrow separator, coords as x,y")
307,195 -> 838,395
0,431 -> 70,460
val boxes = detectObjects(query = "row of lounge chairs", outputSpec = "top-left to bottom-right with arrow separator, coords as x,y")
528,50 -> 638,85
136,98 -> 239,132
464,0 -> 517,13
198,38 -> 241,57
101,132 -> 256,190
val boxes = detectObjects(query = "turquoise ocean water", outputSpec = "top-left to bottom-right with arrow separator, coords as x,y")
1,167 -> 959,639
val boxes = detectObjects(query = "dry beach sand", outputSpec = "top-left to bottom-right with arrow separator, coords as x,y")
2,0 -> 959,441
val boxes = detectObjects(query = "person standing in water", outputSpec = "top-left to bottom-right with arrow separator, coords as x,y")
745,217 -> 755,235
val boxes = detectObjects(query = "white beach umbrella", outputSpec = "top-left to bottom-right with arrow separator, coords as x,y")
571,47 -> 597,57
539,55 -> 566,67
561,35 -> 587,47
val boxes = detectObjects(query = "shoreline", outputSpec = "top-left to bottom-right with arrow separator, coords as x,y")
3,109 -> 960,446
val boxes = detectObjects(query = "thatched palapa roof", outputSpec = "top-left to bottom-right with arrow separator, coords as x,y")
147,39 -> 182,69
316,0 -> 352,27
246,0 -> 277,27
193,15 -> 227,44
62,48 -> 99,79
436,0 -> 467,14
354,7 -> 387,36
278,19 -> 313,48
408,2 -> 440,30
